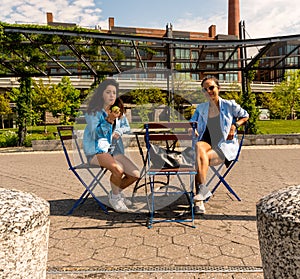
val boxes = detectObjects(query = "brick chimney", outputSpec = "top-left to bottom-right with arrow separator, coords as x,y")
109,17 -> 115,30
46,12 -> 53,24
209,25 -> 216,38
228,0 -> 240,38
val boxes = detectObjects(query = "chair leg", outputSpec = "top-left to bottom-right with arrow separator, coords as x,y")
218,176 -> 241,201
148,175 -> 155,229
146,172 -> 196,229
208,165 -> 241,201
67,189 -> 89,215
190,174 -> 196,228
69,169 -> 109,214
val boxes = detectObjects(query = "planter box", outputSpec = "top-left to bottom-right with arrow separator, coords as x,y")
31,140 -> 64,151
31,134 -> 300,151
243,134 -> 300,146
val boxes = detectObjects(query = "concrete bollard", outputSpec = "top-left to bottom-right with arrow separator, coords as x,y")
256,185 -> 300,279
0,188 -> 50,279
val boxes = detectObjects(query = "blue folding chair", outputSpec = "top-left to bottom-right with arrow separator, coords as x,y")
206,123 -> 247,202
144,122 -> 198,228
57,126 -> 109,214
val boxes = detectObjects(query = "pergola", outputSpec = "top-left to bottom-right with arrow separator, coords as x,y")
1,23 -> 300,95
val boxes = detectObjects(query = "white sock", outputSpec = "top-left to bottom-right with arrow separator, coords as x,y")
196,183 -> 205,194
195,184 -> 212,200
110,182 -> 121,199
111,193 -> 120,199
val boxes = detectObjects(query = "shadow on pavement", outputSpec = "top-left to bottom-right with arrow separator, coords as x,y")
49,197 -> 257,230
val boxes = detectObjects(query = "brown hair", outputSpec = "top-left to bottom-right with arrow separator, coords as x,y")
87,78 -> 119,114
201,76 -> 220,88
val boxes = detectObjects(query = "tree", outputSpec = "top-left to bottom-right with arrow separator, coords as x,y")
0,94 -> 12,129
222,82 -> 243,104
271,70 -> 300,120
32,77 -> 82,127
9,77 -> 33,146
256,91 -> 282,119
257,70 -> 300,120
241,70 -> 260,134
129,87 -> 167,122
32,78 -> 62,131
171,74 -> 205,120
52,77 -> 82,124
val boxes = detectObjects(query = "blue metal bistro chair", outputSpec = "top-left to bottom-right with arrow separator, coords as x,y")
206,123 -> 247,202
57,126 -> 109,215
144,122 -> 198,228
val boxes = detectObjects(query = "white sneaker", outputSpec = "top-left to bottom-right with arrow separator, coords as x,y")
194,200 -> 206,214
120,191 -> 132,207
108,193 -> 129,213
194,185 -> 212,201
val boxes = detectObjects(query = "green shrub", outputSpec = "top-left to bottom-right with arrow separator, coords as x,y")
23,132 -> 56,147
0,130 -> 18,147
23,134 -> 33,147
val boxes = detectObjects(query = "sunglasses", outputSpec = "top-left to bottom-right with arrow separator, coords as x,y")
202,85 -> 216,92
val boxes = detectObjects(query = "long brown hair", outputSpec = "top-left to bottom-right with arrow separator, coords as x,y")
87,79 -> 119,114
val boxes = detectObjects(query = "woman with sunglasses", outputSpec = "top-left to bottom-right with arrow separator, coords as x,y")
190,77 -> 249,214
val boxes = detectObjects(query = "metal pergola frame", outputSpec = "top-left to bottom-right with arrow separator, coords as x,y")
1,24 -> 299,81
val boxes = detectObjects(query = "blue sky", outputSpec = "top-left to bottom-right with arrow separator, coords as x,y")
1,0 -> 299,39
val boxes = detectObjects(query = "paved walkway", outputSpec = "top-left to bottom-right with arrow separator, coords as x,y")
1,145 -> 300,278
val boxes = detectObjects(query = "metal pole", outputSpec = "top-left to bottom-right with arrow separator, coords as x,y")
239,20 -> 247,96
166,24 -> 174,121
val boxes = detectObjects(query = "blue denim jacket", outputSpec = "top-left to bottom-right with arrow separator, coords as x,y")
190,97 -> 249,161
83,109 -> 130,157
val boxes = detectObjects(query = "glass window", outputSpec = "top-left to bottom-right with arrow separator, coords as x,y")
191,51 -> 198,59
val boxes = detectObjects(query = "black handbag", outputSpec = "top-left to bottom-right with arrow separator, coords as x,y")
149,144 -> 195,169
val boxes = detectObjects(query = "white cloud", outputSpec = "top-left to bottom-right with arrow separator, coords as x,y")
0,0 -> 103,27
241,0 -> 300,38
173,12 -> 228,35
0,0 -> 298,38
172,0 -> 300,39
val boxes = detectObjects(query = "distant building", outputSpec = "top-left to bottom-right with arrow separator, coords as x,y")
46,0 -> 241,82
256,41 -> 300,82
44,0 -> 297,83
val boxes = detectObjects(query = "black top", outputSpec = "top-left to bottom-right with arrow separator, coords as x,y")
200,114 -> 223,148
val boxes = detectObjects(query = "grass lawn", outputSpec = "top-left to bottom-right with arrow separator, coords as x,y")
1,120 -> 300,146
257,119 -> 300,134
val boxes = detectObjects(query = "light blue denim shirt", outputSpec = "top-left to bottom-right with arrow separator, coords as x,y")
83,109 -> 130,157
190,97 -> 249,161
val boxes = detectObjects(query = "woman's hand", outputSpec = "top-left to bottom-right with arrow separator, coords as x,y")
188,127 -> 199,137
106,109 -> 121,123
112,132 -> 120,140
226,124 -> 236,140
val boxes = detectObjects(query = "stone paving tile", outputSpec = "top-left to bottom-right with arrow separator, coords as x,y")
189,243 -> 221,260
226,233 -> 259,248
220,242 -> 254,259
158,244 -> 190,259
143,234 -> 172,248
173,232 -> 201,246
1,147 -> 300,278
114,235 -> 144,248
158,226 -> 186,237
125,245 -> 158,262
208,255 -> 244,266
171,256 -> 209,266
243,253 -> 262,267
200,234 -> 231,246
